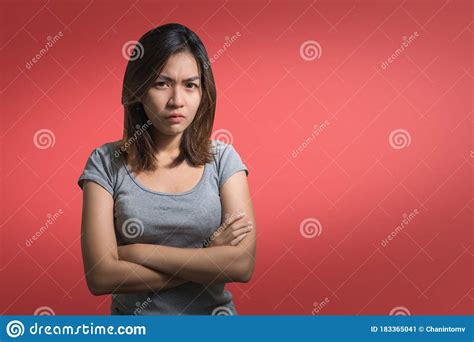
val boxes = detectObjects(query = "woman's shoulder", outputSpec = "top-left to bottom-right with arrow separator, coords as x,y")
210,139 -> 237,157
209,139 -> 248,186
94,139 -> 122,153
88,139 -> 124,169
78,139 -> 123,194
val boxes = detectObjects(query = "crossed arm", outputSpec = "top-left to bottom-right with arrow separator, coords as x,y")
80,171 -> 256,296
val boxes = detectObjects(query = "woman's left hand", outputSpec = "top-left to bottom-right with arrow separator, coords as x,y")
117,244 -> 136,262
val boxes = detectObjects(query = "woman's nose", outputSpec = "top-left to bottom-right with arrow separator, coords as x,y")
169,86 -> 184,107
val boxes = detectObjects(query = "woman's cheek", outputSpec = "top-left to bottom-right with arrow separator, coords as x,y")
190,92 -> 202,109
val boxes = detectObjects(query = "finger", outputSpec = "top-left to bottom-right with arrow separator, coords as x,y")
231,226 -> 253,238
231,220 -> 253,230
222,212 -> 247,228
222,220 -> 250,239
230,233 -> 247,246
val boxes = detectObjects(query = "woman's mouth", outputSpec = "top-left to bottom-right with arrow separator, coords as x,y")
166,113 -> 185,124
167,116 -> 184,124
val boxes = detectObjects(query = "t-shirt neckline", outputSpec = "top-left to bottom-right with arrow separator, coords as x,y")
122,159 -> 208,196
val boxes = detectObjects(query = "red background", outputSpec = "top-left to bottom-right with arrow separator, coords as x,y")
1,0 -> 472,315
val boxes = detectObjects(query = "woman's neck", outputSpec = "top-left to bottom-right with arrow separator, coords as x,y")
151,130 -> 183,159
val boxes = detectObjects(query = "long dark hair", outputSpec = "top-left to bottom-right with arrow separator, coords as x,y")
119,23 -> 216,173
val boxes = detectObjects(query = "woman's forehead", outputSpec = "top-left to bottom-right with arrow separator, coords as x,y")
161,52 -> 199,76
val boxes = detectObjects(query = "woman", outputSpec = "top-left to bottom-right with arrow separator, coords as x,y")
77,23 -> 256,315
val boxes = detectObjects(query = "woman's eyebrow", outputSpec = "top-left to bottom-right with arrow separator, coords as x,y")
157,75 -> 200,82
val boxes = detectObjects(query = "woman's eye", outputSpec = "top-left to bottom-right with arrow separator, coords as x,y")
155,82 -> 168,88
185,83 -> 198,89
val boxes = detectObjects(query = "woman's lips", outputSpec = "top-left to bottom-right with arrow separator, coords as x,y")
167,116 -> 185,124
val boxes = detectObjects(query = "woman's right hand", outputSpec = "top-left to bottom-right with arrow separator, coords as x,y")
208,212 -> 253,247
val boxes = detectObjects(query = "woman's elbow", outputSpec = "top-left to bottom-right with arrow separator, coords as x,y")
84,261 -> 117,296
86,274 -> 110,296
235,255 -> 255,283
240,266 -> 255,283
88,286 -> 107,296
237,271 -> 252,283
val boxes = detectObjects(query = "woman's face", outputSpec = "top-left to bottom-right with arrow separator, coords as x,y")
142,51 -> 202,137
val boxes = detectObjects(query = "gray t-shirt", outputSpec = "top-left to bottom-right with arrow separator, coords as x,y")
77,139 -> 249,315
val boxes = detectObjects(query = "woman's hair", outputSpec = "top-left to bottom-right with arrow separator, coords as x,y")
119,23 -> 216,172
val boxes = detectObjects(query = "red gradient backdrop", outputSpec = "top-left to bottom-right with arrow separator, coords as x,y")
1,0 -> 472,315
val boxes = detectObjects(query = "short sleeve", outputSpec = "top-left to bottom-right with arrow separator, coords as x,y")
77,146 -> 116,196
217,143 -> 249,188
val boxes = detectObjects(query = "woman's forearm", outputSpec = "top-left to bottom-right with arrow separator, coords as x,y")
118,244 -> 251,284
86,258 -> 187,295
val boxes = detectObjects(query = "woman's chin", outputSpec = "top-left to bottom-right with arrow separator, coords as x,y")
159,127 -> 186,136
